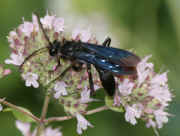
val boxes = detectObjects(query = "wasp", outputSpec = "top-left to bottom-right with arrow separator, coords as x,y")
20,13 -> 140,96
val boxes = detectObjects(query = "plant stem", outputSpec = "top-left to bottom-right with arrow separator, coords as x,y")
45,105 -> 109,123
0,98 -> 40,123
35,94 -> 51,136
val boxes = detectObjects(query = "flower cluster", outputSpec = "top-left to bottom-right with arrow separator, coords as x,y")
16,120 -> 62,136
5,13 -> 101,134
110,55 -> 172,129
4,12 -> 173,135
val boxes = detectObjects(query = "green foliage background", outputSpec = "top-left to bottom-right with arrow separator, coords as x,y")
0,0 -> 179,135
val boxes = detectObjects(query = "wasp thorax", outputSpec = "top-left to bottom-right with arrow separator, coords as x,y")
49,40 -> 61,56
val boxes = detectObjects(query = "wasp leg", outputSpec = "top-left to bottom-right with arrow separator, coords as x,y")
100,37 -> 115,96
87,64 -> 95,96
97,69 -> 115,96
46,64 -> 73,87
102,37 -> 111,47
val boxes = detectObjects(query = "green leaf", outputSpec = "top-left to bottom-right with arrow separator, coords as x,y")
105,96 -> 124,113
3,106 -> 35,122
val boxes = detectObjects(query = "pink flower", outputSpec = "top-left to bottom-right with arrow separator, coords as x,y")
16,121 -> 62,136
72,28 -> 81,40
53,17 -> 64,32
149,84 -> 171,107
149,72 -> 171,106
76,113 -> 93,134
40,13 -> 64,33
3,69 -> 11,76
22,72 -> 39,88
137,55 -> 153,86
5,53 -> 25,66
72,28 -> 92,42
80,29 -> 91,42
41,127 -> 62,136
0,104 -> 3,111
125,104 -> 142,125
80,87 -> 97,103
32,14 -> 39,32
16,120 -> 31,136
154,109 -> 169,128
54,81 -> 68,99
40,14 -> 55,29
151,72 -> 168,86
118,79 -> 134,96
8,31 -> 17,44
146,119 -> 156,128
19,21 -> 34,37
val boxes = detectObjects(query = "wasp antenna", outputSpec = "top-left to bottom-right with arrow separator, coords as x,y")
34,12 -> 52,46
19,47 -> 48,71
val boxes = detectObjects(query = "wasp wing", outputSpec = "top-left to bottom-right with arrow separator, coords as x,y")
76,52 -> 137,75
81,43 -> 140,67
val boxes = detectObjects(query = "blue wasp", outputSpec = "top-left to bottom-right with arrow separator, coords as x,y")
20,13 -> 141,96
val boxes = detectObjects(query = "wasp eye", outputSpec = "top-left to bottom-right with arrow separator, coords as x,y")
49,48 -> 58,56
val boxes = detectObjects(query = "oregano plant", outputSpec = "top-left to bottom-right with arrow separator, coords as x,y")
0,12 -> 172,136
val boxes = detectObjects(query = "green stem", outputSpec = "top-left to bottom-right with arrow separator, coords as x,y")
0,98 -> 40,123
35,94 -> 51,136
45,105 -> 109,123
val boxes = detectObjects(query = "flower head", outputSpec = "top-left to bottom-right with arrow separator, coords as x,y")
79,87 -> 97,103
5,53 -> 25,66
72,28 -> 92,42
137,55 -> 153,86
153,109 -> 169,128
40,127 -> 62,136
76,113 -> 93,134
22,72 -> 39,88
125,104 -> 142,125
40,13 -> 56,29
19,21 -> 34,37
54,81 -> 68,99
53,17 -> 64,32
118,79 -> 134,96
16,120 -> 31,136
40,13 -> 64,33
111,55 -> 172,129
16,121 -> 62,136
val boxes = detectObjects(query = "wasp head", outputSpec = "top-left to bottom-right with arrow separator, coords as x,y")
49,40 -> 61,56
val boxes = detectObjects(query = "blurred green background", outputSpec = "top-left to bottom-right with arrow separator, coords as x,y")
0,0 -> 179,135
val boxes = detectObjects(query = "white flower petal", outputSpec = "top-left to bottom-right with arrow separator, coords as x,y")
80,87 -> 95,103
125,104 -> 142,125
137,55 -> 153,86
19,21 -> 34,37
32,80 -> 39,88
25,80 -> 32,87
43,127 -> 62,136
22,72 -> 39,88
76,113 -> 93,134
53,17 -> 64,32
118,79 -> 134,96
16,120 -> 31,136
54,81 -> 68,99
40,13 -> 55,29
0,104 -> 3,111
5,53 -> 24,66
154,109 -> 169,128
